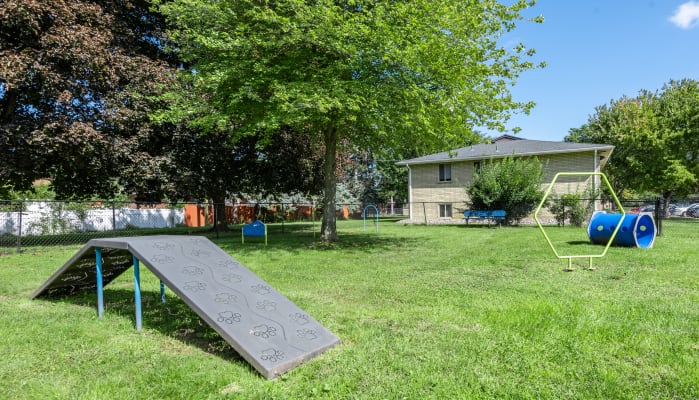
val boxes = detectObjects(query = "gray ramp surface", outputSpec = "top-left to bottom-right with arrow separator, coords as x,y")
32,235 -> 340,378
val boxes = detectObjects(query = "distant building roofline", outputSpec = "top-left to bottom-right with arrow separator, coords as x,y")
396,139 -> 614,166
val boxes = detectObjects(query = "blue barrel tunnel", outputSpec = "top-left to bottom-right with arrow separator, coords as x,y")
587,211 -> 656,248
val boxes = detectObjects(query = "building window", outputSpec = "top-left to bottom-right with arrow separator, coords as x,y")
474,161 -> 481,175
439,203 -> 452,218
438,164 -> 451,182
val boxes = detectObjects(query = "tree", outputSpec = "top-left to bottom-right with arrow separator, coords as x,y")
251,127 -> 326,199
566,79 -> 699,214
467,156 -> 544,225
375,160 -> 408,208
164,124 -> 326,229
156,0 -> 544,241
166,126 -> 259,227
0,0 -> 176,198
337,149 -> 414,208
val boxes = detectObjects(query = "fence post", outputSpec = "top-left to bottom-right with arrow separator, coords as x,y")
561,198 -> 566,227
215,203 -> 220,239
281,203 -> 285,234
111,201 -> 117,234
654,198 -> 662,237
16,201 -> 23,254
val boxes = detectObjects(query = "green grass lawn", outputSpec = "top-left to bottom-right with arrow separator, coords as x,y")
1,219 -> 697,399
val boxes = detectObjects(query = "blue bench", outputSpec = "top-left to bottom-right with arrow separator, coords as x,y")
242,220 -> 267,245
463,210 -> 506,225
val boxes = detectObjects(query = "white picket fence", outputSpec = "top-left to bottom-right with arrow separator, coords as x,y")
0,202 -> 185,236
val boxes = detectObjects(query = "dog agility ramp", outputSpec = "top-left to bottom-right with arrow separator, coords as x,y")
31,235 -> 340,378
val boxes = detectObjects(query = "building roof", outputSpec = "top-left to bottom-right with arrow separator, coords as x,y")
492,134 -> 524,142
396,139 -> 615,166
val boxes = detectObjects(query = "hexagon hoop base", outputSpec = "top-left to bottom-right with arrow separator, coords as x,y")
534,172 -> 625,271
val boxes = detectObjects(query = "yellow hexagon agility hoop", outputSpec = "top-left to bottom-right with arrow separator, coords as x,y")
534,172 -> 625,271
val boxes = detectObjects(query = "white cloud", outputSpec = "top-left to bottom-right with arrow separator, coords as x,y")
669,1 -> 699,29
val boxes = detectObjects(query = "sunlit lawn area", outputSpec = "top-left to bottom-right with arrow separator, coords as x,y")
1,219 -> 697,399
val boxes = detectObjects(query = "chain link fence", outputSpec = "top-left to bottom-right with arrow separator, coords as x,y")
0,200 -> 409,254
393,198 -> 698,232
2,197 -> 694,254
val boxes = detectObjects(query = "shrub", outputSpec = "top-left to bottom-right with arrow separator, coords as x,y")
467,156 -> 544,224
548,193 -> 587,227
548,186 -> 600,227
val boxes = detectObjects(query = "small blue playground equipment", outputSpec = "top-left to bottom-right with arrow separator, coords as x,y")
588,211 -> 656,249
242,220 -> 267,245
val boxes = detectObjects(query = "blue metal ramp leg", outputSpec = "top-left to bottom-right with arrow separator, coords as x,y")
95,247 -> 104,319
133,256 -> 142,331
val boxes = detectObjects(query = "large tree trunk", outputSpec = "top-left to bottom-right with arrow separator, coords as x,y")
320,126 -> 339,242
662,190 -> 673,218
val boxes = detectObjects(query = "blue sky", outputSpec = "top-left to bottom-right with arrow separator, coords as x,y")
489,0 -> 699,142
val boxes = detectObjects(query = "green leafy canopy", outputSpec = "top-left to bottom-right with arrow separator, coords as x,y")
155,0 -> 544,151
566,79 -> 699,202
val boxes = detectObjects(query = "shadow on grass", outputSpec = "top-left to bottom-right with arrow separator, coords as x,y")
53,288 -> 247,364
216,227 -> 422,254
566,240 -> 594,246
456,224 -> 504,229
